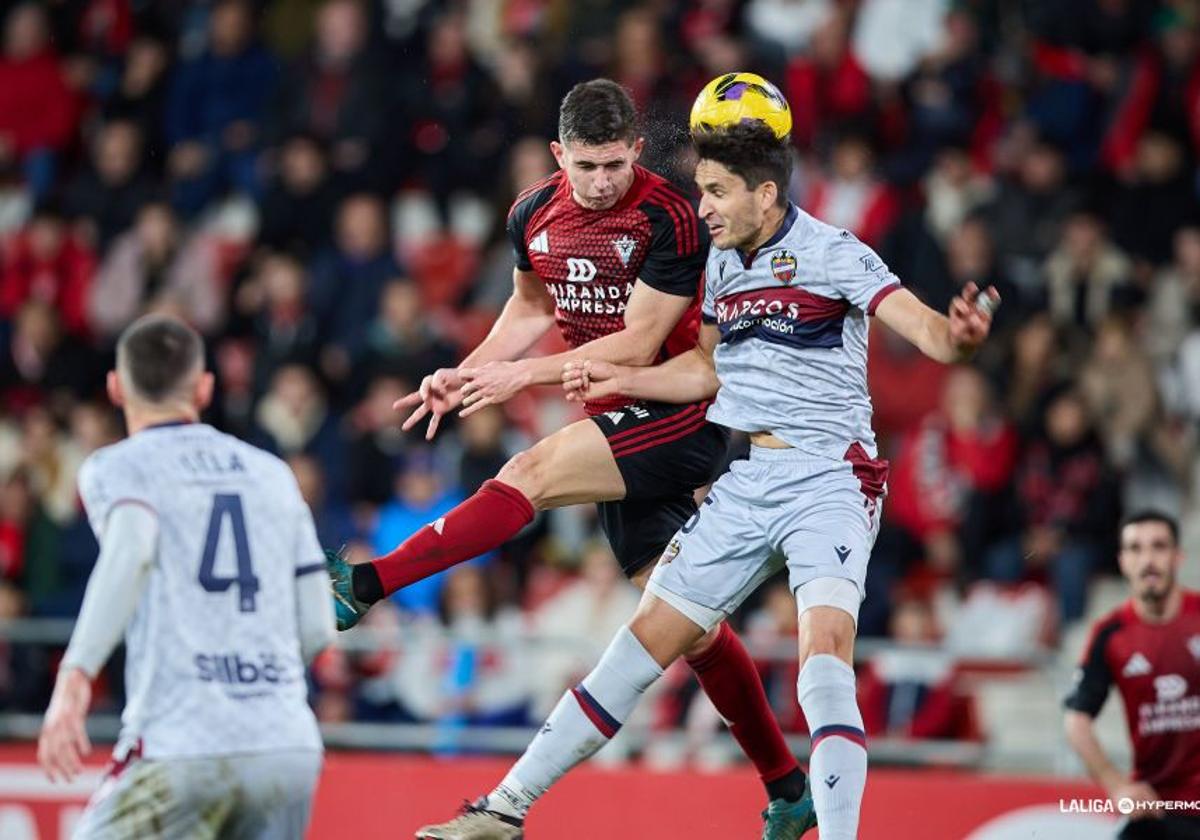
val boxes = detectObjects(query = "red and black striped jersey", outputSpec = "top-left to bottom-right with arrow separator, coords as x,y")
1064,590 -> 1200,801
506,165 -> 709,414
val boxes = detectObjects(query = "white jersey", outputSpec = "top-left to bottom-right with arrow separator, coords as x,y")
77,422 -> 326,760
701,203 -> 901,460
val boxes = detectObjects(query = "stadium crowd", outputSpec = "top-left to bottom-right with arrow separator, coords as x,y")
1,0 -> 1199,749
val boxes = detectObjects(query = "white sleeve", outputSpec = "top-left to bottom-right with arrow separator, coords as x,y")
61,503 -> 158,677
293,505 -> 335,663
824,230 -> 902,315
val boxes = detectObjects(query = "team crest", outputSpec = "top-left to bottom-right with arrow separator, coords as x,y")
613,235 -> 637,266
771,250 -> 797,284
662,538 -> 682,564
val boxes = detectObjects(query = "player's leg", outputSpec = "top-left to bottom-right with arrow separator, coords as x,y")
607,411 -> 810,814
771,448 -> 886,840
221,749 -> 322,839
72,755 -> 234,839
416,592 -> 704,839
335,418 -> 624,627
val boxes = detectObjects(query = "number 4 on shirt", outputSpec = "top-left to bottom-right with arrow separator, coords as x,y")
199,493 -> 259,612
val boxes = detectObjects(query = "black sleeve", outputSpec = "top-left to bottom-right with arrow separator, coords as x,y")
506,179 -> 557,272
506,207 -> 533,271
1063,619 -> 1120,717
639,194 -> 710,297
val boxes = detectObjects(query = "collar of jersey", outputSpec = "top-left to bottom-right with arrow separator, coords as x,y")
736,202 -> 799,269
141,419 -> 196,431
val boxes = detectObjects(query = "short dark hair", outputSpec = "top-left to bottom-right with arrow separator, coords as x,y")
1120,509 -> 1180,545
116,315 -> 204,402
693,122 -> 792,208
558,79 -> 637,146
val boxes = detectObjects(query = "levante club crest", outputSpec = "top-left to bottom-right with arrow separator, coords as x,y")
771,250 -> 797,283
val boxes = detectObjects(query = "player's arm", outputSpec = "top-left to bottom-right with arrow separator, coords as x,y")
563,321 -> 721,405
1062,625 -> 1159,810
458,190 -> 708,416
293,503 -> 336,662
396,267 -> 557,439
459,280 -> 695,416
38,503 -> 158,782
824,231 -> 998,364
873,283 -> 998,364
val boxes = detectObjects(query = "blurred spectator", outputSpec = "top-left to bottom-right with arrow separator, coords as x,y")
745,0 -> 834,59
527,541 -> 640,719
0,469 -> 32,583
270,0 -> 386,186
289,452 -> 356,550
309,193 -> 399,382
784,5 -> 871,150
984,387 -> 1119,623
400,9 -> 506,221
455,405 -> 515,496
857,595 -> 976,740
887,367 -> 1018,577
1147,226 -> 1200,367
0,300 -> 97,405
372,448 -> 472,616
922,145 -> 995,245
63,120 -> 157,250
804,133 -> 899,246
1000,314 -> 1067,434
165,0 -> 277,215
851,0 -> 946,83
983,137 -> 1079,285
387,565 -> 529,740
1,205 -> 95,338
253,364 -> 345,498
1106,132 -> 1198,267
0,3 -> 80,199
258,134 -> 338,257
235,252 -> 320,395
1079,316 -> 1159,469
89,201 -> 224,339
357,280 -> 456,391
1043,211 -> 1134,341
102,37 -> 170,162
346,376 -> 410,506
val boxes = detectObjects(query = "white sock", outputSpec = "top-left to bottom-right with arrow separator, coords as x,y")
797,654 -> 868,840
487,626 -> 663,820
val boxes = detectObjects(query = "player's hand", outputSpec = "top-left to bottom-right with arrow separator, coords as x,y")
948,282 -> 999,357
457,361 -> 532,418
38,668 -> 93,783
394,368 -> 464,441
562,360 -> 624,402
1108,781 -> 1163,820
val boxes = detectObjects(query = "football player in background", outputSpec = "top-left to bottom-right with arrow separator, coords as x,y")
1065,511 -> 1200,839
38,315 -> 335,838
332,78 -> 817,839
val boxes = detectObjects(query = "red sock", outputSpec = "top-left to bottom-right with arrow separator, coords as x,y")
370,479 -> 534,596
687,622 -> 799,784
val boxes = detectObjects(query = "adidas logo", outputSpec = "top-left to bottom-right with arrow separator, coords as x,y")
529,230 -> 549,254
834,545 -> 851,564
1122,652 -> 1152,677
825,774 -> 840,789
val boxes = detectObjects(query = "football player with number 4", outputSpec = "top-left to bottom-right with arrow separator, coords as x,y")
37,315 -> 335,839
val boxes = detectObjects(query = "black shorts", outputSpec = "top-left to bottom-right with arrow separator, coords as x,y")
590,400 -> 730,577
1119,815 -> 1200,839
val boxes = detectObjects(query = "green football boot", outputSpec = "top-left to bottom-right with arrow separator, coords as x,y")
761,776 -> 818,839
326,547 -> 370,631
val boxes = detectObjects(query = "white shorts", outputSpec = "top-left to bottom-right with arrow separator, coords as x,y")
73,748 -> 322,840
647,445 -> 885,631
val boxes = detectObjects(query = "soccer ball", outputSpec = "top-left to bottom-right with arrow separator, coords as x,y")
689,72 -> 792,140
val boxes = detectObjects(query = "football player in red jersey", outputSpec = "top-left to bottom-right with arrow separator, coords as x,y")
326,80 -> 816,838
1065,511 -> 1200,839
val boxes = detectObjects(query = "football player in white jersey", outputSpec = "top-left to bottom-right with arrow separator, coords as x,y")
420,122 -> 997,838
37,315 -> 335,839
